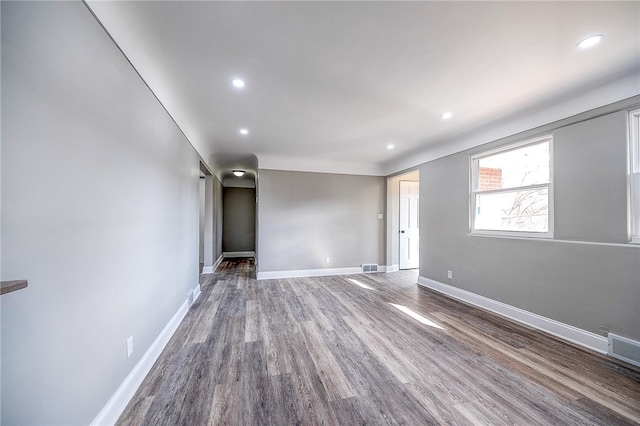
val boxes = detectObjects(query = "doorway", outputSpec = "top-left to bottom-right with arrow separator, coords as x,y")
199,173 -> 206,273
386,170 -> 420,272
399,180 -> 419,269
198,162 -> 215,274
222,187 -> 256,257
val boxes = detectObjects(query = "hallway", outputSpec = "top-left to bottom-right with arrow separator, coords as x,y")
117,259 -> 640,425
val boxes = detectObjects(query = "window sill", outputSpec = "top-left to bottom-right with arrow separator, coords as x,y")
470,230 -> 553,239
468,233 -> 640,248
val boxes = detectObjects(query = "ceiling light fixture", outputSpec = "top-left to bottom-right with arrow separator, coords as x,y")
577,34 -> 603,49
233,170 -> 245,177
441,112 -> 453,120
387,144 -> 395,150
239,128 -> 249,135
232,78 -> 245,88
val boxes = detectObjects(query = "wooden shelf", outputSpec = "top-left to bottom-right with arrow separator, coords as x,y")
1,280 -> 28,295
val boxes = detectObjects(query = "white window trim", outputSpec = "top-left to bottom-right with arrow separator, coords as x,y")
470,135 -> 554,239
629,108 -> 640,244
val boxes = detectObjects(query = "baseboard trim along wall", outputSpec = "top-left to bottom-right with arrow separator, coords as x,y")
417,276 -> 609,354
257,265 -> 390,280
191,283 -> 201,303
202,254 -> 224,274
386,264 -> 399,273
258,267 -> 361,280
91,283 -> 202,426
223,251 -> 255,258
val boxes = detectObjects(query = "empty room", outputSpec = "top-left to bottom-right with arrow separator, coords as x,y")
2,1 -> 639,425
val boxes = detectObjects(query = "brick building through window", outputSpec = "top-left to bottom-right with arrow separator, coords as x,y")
479,167 -> 503,191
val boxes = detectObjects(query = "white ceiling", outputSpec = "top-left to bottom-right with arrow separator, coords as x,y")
86,1 -> 640,178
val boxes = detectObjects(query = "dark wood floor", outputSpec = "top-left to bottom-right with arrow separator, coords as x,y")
118,258 -> 640,425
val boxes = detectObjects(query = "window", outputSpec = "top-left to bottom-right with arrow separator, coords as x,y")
471,136 -> 553,238
630,109 -> 640,244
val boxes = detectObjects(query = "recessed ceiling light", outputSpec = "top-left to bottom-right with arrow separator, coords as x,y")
387,144 -> 395,150
441,112 -> 453,120
577,34 -> 603,49
232,79 -> 245,88
239,128 -> 249,135
233,170 -> 245,177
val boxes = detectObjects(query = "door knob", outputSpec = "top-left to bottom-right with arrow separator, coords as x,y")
400,230 -> 405,233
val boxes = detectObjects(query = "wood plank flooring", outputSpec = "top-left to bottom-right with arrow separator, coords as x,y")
117,259 -> 640,425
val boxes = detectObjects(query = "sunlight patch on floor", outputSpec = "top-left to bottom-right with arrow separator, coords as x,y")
347,278 -> 375,290
390,303 -> 445,330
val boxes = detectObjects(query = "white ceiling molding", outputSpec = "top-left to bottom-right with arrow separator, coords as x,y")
85,1 -> 640,179
257,154 -> 383,176
382,70 -> 640,176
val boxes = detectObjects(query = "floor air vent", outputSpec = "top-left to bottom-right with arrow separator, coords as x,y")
608,333 -> 640,367
361,264 -> 378,273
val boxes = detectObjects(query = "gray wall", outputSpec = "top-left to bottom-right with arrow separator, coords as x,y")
223,187 -> 256,253
1,2 -> 200,424
420,108 -> 640,340
258,170 -> 386,272
554,114 -> 628,243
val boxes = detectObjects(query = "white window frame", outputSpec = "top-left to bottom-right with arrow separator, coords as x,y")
629,108 -> 640,244
470,135 -> 554,239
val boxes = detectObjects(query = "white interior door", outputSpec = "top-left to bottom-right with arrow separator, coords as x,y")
399,181 -> 419,269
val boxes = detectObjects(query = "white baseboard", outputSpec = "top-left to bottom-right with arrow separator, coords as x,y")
223,251 -> 255,258
257,266 -> 363,280
91,282 -> 200,426
386,264 -> 399,273
191,283 -> 201,305
202,254 -> 223,274
257,265 -> 392,280
417,276 -> 608,354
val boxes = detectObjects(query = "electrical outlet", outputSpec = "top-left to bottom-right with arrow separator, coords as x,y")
126,336 -> 133,358
377,213 -> 384,220
447,270 -> 453,279
325,257 -> 330,264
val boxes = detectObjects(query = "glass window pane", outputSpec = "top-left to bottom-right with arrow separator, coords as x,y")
475,188 -> 549,232
477,142 -> 549,190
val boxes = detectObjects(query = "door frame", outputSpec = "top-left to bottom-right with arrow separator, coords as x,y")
399,180 -> 419,269
385,170 -> 420,272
